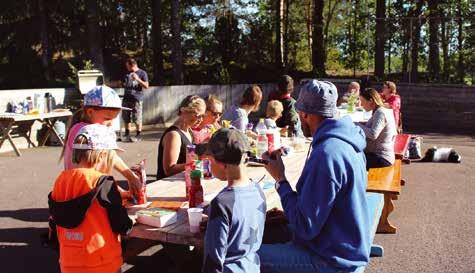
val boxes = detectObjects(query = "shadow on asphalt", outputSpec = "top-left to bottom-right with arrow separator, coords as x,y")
0,227 -> 60,273
0,208 -> 49,223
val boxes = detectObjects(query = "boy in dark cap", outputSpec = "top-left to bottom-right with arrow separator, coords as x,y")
196,128 -> 266,273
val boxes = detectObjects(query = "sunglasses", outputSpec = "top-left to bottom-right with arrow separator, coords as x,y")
208,110 -> 223,117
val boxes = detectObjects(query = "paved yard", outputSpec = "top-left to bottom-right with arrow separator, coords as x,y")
0,129 -> 473,273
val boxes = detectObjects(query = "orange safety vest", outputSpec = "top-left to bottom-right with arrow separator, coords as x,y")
51,168 -> 122,273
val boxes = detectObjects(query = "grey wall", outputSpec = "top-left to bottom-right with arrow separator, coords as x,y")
1,82 -> 474,134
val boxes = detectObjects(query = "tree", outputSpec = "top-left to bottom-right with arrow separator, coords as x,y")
151,0 -> 164,84
410,0 -> 424,83
374,0 -> 385,79
84,0 -> 105,74
35,0 -> 51,82
170,0 -> 184,84
428,0 -> 441,80
275,0 -> 284,70
312,0 -> 325,76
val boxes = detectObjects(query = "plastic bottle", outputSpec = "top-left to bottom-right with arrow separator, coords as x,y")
189,170 -> 204,208
266,129 -> 275,153
185,145 -> 197,198
255,119 -> 268,159
255,118 -> 266,134
26,97 -> 33,113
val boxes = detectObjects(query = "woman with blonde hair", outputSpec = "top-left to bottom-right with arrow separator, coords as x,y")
156,95 -> 206,179
358,88 -> 397,169
222,85 -> 262,131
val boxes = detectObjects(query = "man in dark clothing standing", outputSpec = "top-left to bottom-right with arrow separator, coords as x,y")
121,58 -> 149,142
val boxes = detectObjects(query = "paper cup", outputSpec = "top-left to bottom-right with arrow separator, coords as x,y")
187,208 -> 203,233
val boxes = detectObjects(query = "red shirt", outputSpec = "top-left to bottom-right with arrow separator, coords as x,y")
385,94 -> 401,127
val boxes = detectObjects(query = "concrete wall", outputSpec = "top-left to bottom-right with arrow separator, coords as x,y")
1,82 -> 474,154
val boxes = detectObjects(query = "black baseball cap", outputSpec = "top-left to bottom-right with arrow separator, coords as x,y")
195,128 -> 250,165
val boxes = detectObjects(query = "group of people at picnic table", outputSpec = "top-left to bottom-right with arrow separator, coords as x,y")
47,76 -> 402,273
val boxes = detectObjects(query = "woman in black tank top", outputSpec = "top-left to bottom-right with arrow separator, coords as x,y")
156,95 -> 206,179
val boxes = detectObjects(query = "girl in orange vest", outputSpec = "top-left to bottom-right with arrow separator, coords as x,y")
49,124 -> 134,273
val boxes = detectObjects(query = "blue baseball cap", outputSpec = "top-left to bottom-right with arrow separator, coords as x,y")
295,80 -> 338,118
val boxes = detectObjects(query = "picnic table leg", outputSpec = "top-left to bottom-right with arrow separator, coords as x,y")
0,121 -> 22,156
18,120 -> 36,148
377,193 -> 397,234
39,118 -> 65,146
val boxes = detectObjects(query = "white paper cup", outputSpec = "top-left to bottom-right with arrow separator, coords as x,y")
187,208 -> 203,233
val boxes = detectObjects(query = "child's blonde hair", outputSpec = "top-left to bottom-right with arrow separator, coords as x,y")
60,106 -> 105,161
72,135 -> 116,174
266,100 -> 284,119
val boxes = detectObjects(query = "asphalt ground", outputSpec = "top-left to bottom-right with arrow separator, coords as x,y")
0,129 -> 473,273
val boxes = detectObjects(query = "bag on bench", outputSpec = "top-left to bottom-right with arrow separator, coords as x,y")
406,136 -> 423,160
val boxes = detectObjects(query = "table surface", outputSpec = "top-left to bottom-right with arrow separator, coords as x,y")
128,148 -> 310,247
128,138 -> 399,247
337,108 -> 371,123
0,111 -> 72,121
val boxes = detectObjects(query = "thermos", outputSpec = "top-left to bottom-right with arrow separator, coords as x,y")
44,93 -> 54,113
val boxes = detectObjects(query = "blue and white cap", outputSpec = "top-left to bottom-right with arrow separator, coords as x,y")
84,85 -> 131,110
73,124 -> 124,151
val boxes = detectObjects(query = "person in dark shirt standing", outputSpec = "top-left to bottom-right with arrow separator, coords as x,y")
122,58 -> 149,142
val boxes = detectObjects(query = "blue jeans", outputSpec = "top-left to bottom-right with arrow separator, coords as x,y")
258,242 -> 356,273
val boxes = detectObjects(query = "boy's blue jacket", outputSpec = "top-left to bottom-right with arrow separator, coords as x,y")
277,116 -> 371,269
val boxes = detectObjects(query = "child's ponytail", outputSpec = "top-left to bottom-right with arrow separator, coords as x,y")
59,108 -> 86,161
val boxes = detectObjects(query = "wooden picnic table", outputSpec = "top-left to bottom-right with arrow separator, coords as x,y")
337,107 -> 371,123
128,148 -> 310,248
128,139 -> 403,247
0,110 -> 72,156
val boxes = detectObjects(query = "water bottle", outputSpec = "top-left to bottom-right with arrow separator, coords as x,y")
255,119 -> 268,159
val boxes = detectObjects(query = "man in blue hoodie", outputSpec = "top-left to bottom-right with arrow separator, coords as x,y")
259,79 -> 371,273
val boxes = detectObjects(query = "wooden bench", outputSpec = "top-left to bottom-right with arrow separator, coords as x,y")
394,133 -> 411,165
354,192 -> 385,273
367,160 -> 402,234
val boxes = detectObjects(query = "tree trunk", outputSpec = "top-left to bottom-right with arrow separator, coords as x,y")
352,0 -> 358,78
374,0 -> 385,79
36,0 -> 51,81
275,0 -> 284,70
410,0 -> 424,83
152,0 -> 164,84
284,0 -> 290,69
428,0 -> 440,81
457,0 -> 464,83
441,15 -> 449,81
85,0 -> 105,73
312,0 -> 325,76
170,0 -> 184,84
306,0 -> 313,61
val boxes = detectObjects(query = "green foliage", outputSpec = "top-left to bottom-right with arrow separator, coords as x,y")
67,60 -> 96,83
0,0 -> 473,88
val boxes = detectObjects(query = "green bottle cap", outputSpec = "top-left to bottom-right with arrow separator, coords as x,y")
190,170 -> 202,179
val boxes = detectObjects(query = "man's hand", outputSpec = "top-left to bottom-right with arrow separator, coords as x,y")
199,214 -> 208,232
262,150 -> 287,182
131,72 -> 139,81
